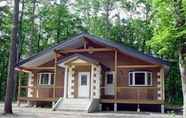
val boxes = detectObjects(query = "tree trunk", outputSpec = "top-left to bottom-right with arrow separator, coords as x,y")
179,62 -> 186,118
4,0 -> 19,114
28,0 -> 36,56
179,46 -> 186,118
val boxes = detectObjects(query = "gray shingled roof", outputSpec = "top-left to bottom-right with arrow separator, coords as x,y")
17,33 -> 169,68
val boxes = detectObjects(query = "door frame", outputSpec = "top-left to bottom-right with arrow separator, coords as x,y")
78,72 -> 90,98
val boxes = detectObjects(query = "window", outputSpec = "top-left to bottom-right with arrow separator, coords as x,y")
105,72 -> 114,84
81,75 -> 87,85
39,73 -> 54,85
128,71 -> 152,86
107,74 -> 113,84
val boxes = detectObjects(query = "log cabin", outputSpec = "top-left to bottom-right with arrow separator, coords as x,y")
15,33 -> 169,113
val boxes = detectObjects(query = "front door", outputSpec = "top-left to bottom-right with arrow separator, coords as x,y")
78,72 -> 90,98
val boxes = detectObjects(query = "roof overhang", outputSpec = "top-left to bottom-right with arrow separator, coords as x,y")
16,33 -> 169,70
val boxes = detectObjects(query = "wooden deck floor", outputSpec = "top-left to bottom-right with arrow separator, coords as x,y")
18,97 -> 163,104
18,97 -> 58,102
100,99 -> 163,104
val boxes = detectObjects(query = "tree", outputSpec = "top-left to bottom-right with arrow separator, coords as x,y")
148,0 -> 186,117
28,0 -> 37,56
4,0 -> 20,114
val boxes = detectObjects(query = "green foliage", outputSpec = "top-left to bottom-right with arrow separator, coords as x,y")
165,62 -> 183,105
0,5 -> 12,101
147,0 -> 185,106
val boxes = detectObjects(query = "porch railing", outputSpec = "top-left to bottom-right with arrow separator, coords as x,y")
18,85 -> 64,101
100,86 -> 160,103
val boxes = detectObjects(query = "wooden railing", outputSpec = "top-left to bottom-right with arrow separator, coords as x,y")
18,85 -> 64,101
100,86 -> 161,104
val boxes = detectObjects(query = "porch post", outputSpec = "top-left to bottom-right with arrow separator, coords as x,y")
64,66 -> 68,98
53,51 -> 57,99
114,49 -> 118,112
17,75 -> 21,106
91,64 -> 93,99
160,68 -> 165,101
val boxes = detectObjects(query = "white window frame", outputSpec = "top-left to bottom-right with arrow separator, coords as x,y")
39,72 -> 54,86
128,71 -> 152,86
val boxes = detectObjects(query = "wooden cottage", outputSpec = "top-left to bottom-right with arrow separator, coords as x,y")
16,33 -> 169,112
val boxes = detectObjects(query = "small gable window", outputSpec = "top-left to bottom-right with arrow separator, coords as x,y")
128,71 -> 152,86
39,73 -> 54,85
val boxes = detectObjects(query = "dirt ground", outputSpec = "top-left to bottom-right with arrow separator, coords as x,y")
0,103 -> 183,118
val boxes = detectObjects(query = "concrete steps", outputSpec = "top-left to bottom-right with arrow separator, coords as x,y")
53,98 -> 91,112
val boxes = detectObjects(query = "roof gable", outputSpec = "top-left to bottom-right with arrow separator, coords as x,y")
58,53 -> 99,66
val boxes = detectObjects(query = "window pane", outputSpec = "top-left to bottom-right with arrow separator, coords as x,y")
107,74 -> 113,84
41,74 -> 49,85
81,75 -> 87,85
135,73 -> 145,85
147,73 -> 152,85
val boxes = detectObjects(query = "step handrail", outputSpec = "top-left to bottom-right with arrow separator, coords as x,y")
52,97 -> 63,111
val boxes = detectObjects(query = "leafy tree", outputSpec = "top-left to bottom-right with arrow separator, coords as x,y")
148,0 -> 186,117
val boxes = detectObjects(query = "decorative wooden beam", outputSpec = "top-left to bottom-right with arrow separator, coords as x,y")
117,65 -> 160,68
30,67 -> 55,70
58,48 -> 114,53
15,67 -> 32,73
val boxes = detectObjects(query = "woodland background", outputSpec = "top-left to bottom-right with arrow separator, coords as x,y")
0,0 -> 183,107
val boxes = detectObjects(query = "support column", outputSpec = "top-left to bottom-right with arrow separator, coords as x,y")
161,104 -> 165,113
137,104 -> 140,112
160,68 -> 165,101
64,66 -> 68,98
91,64 -> 101,99
114,49 -> 118,112
53,52 -> 57,99
99,104 -> 102,111
18,75 -> 21,99
114,103 -> 117,112
17,76 -> 21,107
68,65 -> 75,98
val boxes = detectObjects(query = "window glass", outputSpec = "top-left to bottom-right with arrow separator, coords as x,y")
107,74 -> 113,84
40,74 -> 49,85
135,73 -> 145,85
81,75 -> 87,85
128,71 -> 152,86
39,73 -> 54,85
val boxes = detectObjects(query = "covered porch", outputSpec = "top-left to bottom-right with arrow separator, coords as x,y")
58,54 -> 101,99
